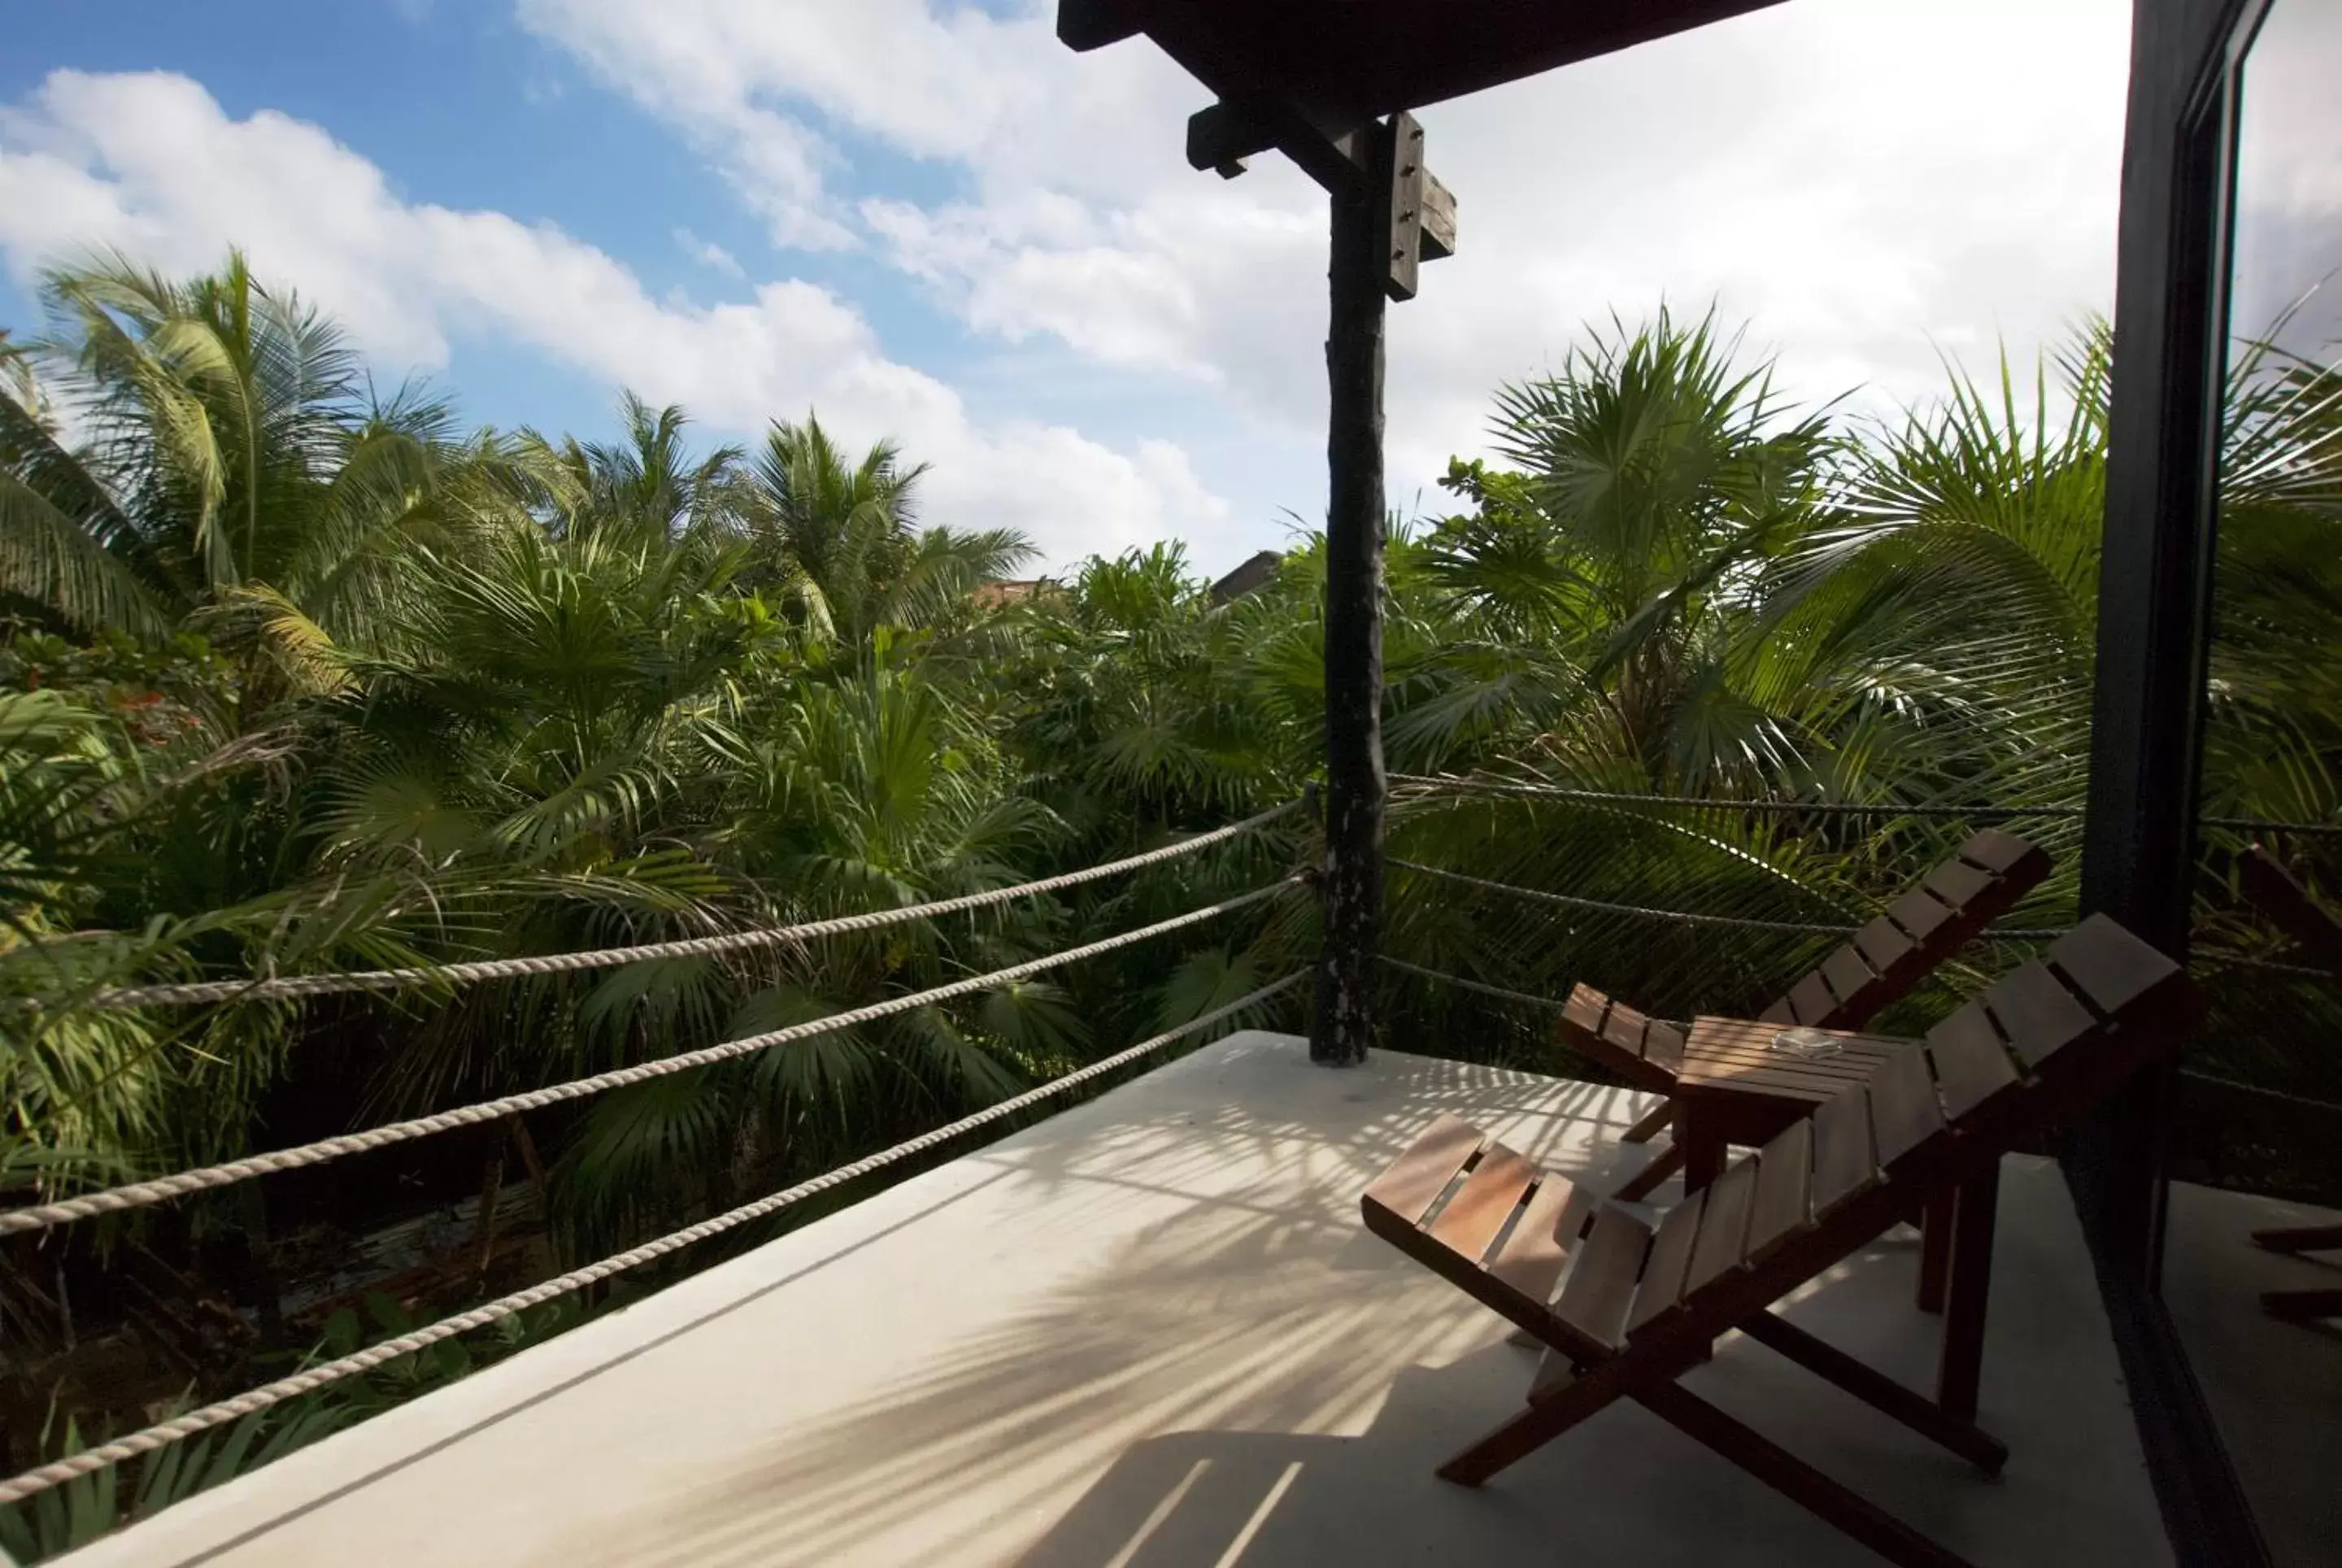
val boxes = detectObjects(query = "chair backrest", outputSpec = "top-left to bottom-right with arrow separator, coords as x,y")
1556,914 -> 2199,1357
1756,827 -> 2052,1033
1557,988 -> 1686,1092
2239,843 -> 2342,981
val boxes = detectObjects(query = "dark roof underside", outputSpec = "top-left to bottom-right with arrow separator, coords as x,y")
1060,1 -> 1787,128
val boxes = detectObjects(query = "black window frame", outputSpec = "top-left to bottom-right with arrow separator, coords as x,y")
2077,0 -> 2275,1561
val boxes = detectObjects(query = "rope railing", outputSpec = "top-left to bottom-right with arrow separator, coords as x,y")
2194,952 -> 2335,981
1390,857 -> 1861,935
1391,857 -> 2070,942
1391,773 -> 2342,839
1389,773 -> 2090,821
54,799 -> 1302,1013
1401,859 -> 2331,987
0,879 -> 1301,1238
0,969 -> 1306,1507
1375,954 -> 1585,1016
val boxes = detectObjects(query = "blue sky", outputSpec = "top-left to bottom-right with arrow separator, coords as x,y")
1,1 -> 2142,572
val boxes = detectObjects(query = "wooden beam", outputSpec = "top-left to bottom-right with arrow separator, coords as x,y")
1419,170 -> 1456,260
1062,2 -> 1787,126
1312,115 -> 1391,1067
1386,112 -> 1425,300
1187,97 -> 1369,196
1055,0 -> 1143,51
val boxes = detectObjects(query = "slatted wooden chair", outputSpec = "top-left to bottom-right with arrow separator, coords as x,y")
1563,827 -> 2051,1201
1362,915 -> 2200,1568
2235,844 -> 2342,1324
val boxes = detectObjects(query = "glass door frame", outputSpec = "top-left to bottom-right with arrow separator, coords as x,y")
2076,0 -> 2272,1559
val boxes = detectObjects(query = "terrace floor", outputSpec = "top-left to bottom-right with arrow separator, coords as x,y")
58,1032 -> 2301,1567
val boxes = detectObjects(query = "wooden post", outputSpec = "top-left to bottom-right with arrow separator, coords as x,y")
1312,118 -> 1392,1067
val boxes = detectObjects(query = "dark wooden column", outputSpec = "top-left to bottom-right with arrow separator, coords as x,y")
1312,120 -> 1391,1066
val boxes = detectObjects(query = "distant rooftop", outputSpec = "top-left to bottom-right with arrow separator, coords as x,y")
1209,550 -> 1283,604
971,578 -> 1054,608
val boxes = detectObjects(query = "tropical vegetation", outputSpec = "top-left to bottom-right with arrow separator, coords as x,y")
2,254 -> 2336,1553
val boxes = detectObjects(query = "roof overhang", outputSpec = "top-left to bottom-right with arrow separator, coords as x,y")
1060,0 -> 1787,185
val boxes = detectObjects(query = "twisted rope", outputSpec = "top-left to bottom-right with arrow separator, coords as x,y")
2193,952 -> 2335,981
1391,858 -> 2070,943
0,969 -> 1305,1507
1376,955 -> 1582,1015
1390,774 -> 2088,821
0,881 -> 1299,1237
2177,1068 -> 2342,1116
1394,773 -> 2342,839
1390,858 -> 1860,935
63,800 -> 1299,1012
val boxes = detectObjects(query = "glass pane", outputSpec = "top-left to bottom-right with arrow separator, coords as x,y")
2169,6 -> 2342,1563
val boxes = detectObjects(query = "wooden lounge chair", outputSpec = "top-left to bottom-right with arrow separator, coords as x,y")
1563,827 -> 2052,1201
1362,914 -> 2201,1568
2235,844 -> 2342,1324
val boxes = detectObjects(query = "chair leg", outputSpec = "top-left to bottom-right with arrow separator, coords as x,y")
2263,1287 -> 2342,1322
1635,1382 -> 1978,1568
1740,1311 -> 2007,1475
1617,1140 -> 1686,1204
1622,1100 -> 1677,1145
1435,1360 -> 1628,1487
1915,1196 -> 1952,1313
1935,1165 -> 2000,1423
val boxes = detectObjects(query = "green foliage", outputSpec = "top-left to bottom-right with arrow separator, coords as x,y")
3,253 -> 2340,1540
0,1292 -> 582,1563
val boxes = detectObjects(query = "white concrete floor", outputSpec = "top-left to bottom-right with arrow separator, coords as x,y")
63,1034 -> 2178,1568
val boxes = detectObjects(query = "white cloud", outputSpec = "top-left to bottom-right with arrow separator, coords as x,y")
0,69 -> 1230,568
522,0 -> 2136,512
673,226 -> 744,279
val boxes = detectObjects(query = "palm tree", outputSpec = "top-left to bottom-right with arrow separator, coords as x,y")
741,415 -> 1032,647
1414,308 -> 1839,794
526,392 -> 746,551
1,253 -> 528,692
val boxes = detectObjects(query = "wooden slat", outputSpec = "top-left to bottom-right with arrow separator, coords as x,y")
1487,1174 -> 1591,1305
1561,986 -> 1649,1082
1626,1189 -> 1706,1336
1757,997 -> 1794,1025
1867,1048 -> 1944,1168
1786,970 -> 1837,1026
1362,1113 -> 1483,1227
1983,961 -> 2097,1069
1553,1204 -> 1653,1349
2240,847 -> 2342,978
1744,1117 -> 1813,1262
1426,1141 -> 1539,1261
1562,983 -> 1608,1038
1684,1155 -> 1758,1295
1925,1006 -> 2020,1122
1821,946 -> 1877,1007
1810,1085 -> 1878,1215
1887,887 -> 1955,942
1605,999 -> 1652,1055
1642,1017 -> 1686,1075
2047,915 -> 2183,1017
1852,915 -> 1917,977
1957,827 -> 2039,876
1681,1058 -> 1867,1099
1923,858 -> 1995,912
1687,1034 -> 1905,1069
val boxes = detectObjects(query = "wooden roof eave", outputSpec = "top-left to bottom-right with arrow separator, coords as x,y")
1060,0 -> 1788,187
